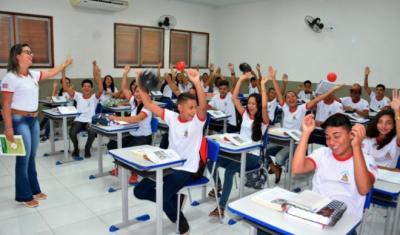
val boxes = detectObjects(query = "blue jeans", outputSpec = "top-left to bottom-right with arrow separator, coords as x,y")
134,170 -> 194,234
12,115 -> 41,202
208,153 -> 260,208
265,144 -> 289,166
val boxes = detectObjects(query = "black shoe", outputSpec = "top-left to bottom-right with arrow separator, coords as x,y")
72,149 -> 80,157
40,136 -> 49,142
84,150 -> 91,158
178,213 -> 189,234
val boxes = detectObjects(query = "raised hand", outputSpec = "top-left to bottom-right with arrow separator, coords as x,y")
123,65 -> 131,75
209,63 -> 215,72
228,63 -> 234,72
187,69 -> 200,84
268,66 -> 277,80
351,124 -> 366,148
301,114 -> 316,134
256,64 -> 261,71
391,89 -> 400,111
240,71 -> 252,80
64,57 -> 73,67
364,66 -> 370,77
261,76 -> 270,87
282,73 -> 288,83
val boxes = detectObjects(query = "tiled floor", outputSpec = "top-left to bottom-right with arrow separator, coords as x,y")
0,139 -> 393,235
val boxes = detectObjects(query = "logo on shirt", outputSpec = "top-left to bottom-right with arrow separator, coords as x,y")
2,83 -> 8,89
184,130 -> 188,137
340,170 -> 350,183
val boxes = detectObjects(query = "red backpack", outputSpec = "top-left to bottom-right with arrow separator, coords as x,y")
192,136 -> 208,180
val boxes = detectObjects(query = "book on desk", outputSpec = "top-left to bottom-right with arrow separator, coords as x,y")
207,110 -> 228,119
377,169 -> 400,184
51,96 -> 67,103
57,106 -> 78,114
268,127 -> 302,141
211,133 -> 252,146
251,187 -> 347,228
131,146 -> 181,164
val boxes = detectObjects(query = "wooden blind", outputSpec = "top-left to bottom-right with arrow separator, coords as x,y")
115,24 -> 140,66
141,28 -> 163,66
170,31 -> 190,66
0,14 -> 13,65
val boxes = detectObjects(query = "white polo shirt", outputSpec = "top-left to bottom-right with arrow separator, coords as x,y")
161,83 -> 173,98
178,82 -> 192,93
1,71 -> 42,112
248,85 -> 259,94
73,92 -> 99,123
280,103 -> 308,130
163,109 -> 205,173
208,92 -> 236,126
362,137 -> 400,168
307,147 -> 377,219
315,100 -> 344,122
298,90 -> 315,102
370,91 -> 391,111
128,96 -> 152,137
239,110 -> 267,140
268,98 -> 278,122
340,97 -> 369,111
100,87 -> 118,103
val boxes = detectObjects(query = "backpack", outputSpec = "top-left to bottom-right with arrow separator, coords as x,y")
192,136 -> 208,180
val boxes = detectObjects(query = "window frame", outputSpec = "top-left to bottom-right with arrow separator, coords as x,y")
0,10 -> 54,68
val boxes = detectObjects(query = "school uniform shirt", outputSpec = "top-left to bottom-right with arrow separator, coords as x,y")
248,85 -> 259,94
315,100 -> 344,122
162,109 -> 206,173
340,97 -> 369,111
161,84 -> 173,98
369,91 -> 391,111
362,137 -> 400,168
128,96 -> 152,137
100,87 -> 118,104
61,91 -> 74,106
268,98 -> 278,122
208,92 -> 236,126
297,90 -> 315,102
280,103 -> 308,130
201,80 -> 210,93
73,92 -> 99,123
239,110 -> 268,139
307,147 -> 377,219
1,71 -> 43,112
178,82 -> 193,93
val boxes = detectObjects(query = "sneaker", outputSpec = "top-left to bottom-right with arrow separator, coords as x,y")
33,193 -> 47,200
22,199 -> 39,208
209,207 -> 224,217
72,149 -> 80,157
129,172 -> 138,185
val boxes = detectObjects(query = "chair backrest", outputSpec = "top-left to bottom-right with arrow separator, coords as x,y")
396,154 -> 400,169
207,138 -> 220,162
364,190 -> 373,210
95,103 -> 103,114
151,117 -> 159,134
160,97 -> 174,110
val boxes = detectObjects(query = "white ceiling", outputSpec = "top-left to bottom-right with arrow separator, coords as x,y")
174,0 -> 267,8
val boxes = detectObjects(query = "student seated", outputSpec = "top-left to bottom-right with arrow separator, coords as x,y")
134,69 -> 207,235
265,67 -> 342,183
297,80 -> 315,102
63,61 -> 103,158
207,68 -> 238,133
208,68 -> 270,217
363,90 -> 400,171
339,83 -> 369,118
315,93 -> 344,126
363,66 -> 391,111
292,113 -> 376,220
100,74 -> 118,105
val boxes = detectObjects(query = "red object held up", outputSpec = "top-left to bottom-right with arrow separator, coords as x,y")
176,61 -> 186,72
327,72 -> 337,82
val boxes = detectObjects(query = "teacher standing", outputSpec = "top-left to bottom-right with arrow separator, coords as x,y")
1,43 -> 72,207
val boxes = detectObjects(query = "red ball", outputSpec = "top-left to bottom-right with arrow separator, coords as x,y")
327,72 -> 337,82
176,61 -> 186,72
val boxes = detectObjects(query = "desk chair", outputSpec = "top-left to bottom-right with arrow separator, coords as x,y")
150,117 -> 159,145
176,139 -> 223,233
357,190 -> 373,234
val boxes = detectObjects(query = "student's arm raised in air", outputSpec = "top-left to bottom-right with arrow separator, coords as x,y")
208,63 -> 215,90
351,124 -> 374,195
269,66 -> 284,106
251,69 -> 262,92
363,66 -> 372,96
391,89 -> 400,146
137,71 -> 164,118
187,69 -> 207,120
282,73 -> 288,95
232,72 -> 252,115
305,84 -> 343,110
62,68 -> 75,98
228,63 -> 237,91
41,57 -> 73,80
260,75 -> 270,125
52,80 -> 59,97
164,72 -> 181,97
121,65 -> 132,99
93,61 -> 103,99
292,114 -> 318,174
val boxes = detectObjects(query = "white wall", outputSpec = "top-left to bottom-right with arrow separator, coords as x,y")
0,0 -> 217,79
214,0 -> 400,88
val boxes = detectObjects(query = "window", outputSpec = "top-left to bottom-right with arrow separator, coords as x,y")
170,29 -> 209,68
114,23 -> 164,68
0,11 -> 53,68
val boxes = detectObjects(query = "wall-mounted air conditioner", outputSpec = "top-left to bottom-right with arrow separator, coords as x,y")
70,0 -> 129,12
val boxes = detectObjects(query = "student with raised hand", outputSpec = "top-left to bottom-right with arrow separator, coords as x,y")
363,89 -> 400,170
292,113 -> 376,220
266,67 -> 343,183
100,74 -> 118,104
340,83 -> 369,118
65,60 -> 103,158
1,43 -> 72,208
208,70 -> 270,218
248,66 -> 261,94
134,69 -> 207,235
363,66 -> 391,111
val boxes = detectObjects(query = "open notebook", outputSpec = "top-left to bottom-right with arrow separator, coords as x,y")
131,147 -> 181,164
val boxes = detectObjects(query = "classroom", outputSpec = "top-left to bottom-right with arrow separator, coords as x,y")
0,0 -> 400,235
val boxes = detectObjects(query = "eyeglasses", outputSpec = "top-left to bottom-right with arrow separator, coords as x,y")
21,50 -> 34,56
